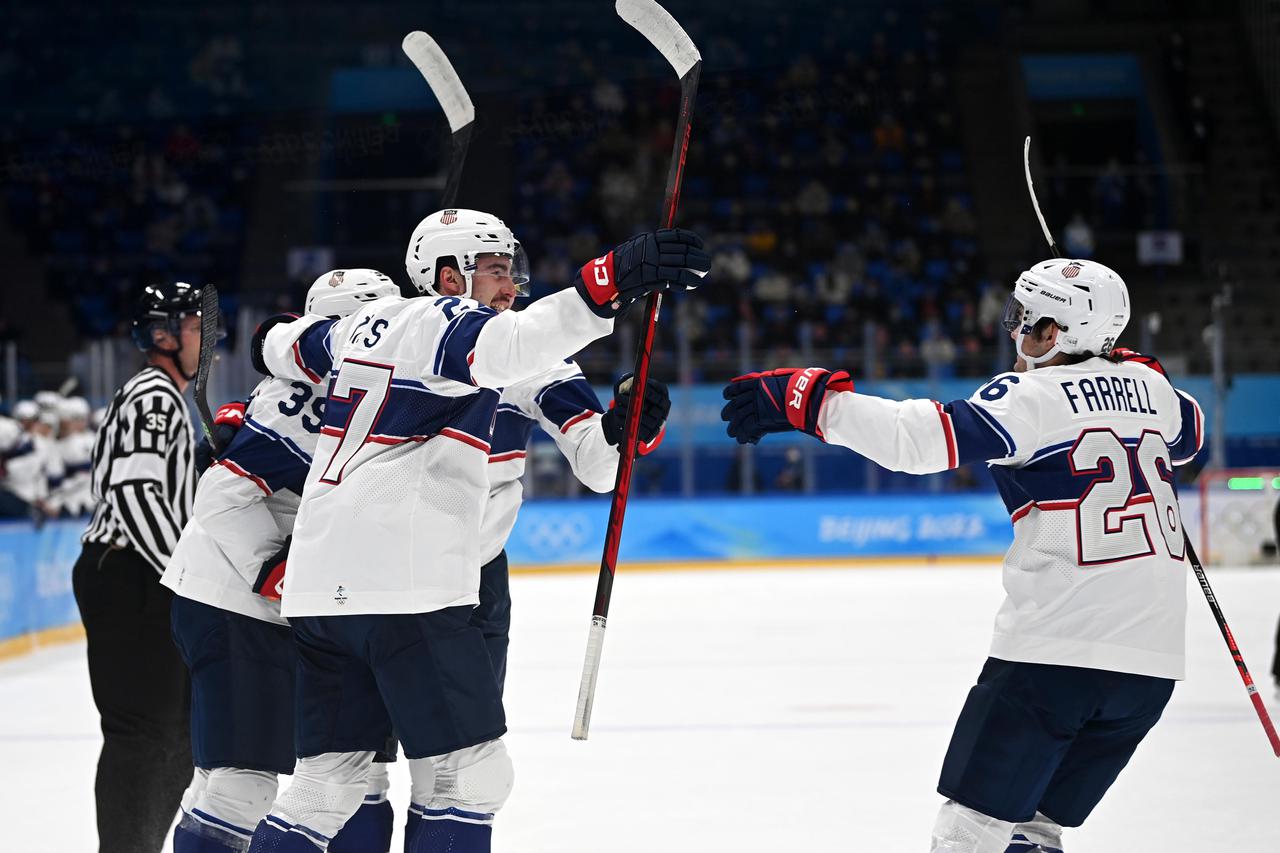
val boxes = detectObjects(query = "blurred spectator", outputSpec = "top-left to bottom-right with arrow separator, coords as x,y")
1063,212 -> 1096,259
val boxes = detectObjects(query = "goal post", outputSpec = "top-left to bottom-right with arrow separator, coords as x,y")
1197,468 -> 1280,566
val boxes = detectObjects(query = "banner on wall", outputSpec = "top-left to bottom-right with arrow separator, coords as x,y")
506,494 -> 1018,566
0,519 -> 85,643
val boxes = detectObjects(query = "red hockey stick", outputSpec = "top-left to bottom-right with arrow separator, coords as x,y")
572,0 -> 701,740
1186,536 -> 1280,756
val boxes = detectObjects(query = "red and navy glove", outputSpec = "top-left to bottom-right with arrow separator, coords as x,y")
253,536 -> 290,601
1108,346 -> 1167,377
600,374 -> 670,456
721,367 -> 854,445
574,228 -> 711,318
194,400 -> 247,471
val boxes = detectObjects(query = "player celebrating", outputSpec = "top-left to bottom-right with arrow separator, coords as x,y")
246,209 -> 709,853
722,259 -> 1203,853
410,217 -> 669,695
162,270 -> 402,853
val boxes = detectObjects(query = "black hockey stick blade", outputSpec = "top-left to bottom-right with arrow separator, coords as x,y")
195,284 -> 222,453
573,0 -> 702,741
403,31 -> 475,208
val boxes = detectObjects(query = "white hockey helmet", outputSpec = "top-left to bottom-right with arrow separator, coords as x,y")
59,396 -> 91,421
304,269 -> 400,318
405,208 -> 530,299
1002,258 -> 1130,368
35,390 -> 63,411
13,400 -> 38,422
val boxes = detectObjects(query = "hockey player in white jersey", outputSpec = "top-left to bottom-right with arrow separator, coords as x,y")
245,209 -> 710,853
722,259 -> 1203,853
162,269 -> 403,853
52,396 -> 95,516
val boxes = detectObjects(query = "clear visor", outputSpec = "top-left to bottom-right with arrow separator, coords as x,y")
470,247 -> 531,297
1001,293 -> 1027,334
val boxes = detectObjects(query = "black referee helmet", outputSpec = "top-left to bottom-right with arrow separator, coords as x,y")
130,282 -> 203,352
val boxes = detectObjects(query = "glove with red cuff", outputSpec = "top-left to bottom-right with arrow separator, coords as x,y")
1108,346 -> 1167,377
253,536 -> 290,602
721,367 -> 854,445
574,228 -> 711,318
194,400 -> 247,471
600,373 -> 670,456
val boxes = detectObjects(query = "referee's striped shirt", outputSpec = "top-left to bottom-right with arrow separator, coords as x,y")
82,366 -> 197,574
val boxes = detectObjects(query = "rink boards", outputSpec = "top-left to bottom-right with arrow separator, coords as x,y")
0,491 -> 1210,655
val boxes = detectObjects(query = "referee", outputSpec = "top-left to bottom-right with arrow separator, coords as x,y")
75,282 -> 202,853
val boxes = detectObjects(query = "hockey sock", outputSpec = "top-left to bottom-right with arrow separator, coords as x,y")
405,806 -> 493,853
245,816 -> 329,852
1005,834 -> 1064,853
329,799 -> 393,853
403,803 -> 424,852
174,808 -> 254,852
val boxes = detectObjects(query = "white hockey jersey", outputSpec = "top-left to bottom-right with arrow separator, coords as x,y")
261,288 -> 613,617
162,377 -> 321,625
483,360 -> 617,564
5,431 -> 59,505
818,357 -> 1204,680
52,430 -> 95,516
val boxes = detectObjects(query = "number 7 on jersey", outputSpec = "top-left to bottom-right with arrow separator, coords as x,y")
319,359 -> 395,485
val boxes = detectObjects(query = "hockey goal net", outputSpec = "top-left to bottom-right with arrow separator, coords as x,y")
1197,468 -> 1280,566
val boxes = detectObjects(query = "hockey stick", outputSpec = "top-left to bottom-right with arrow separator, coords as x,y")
194,283 -> 222,452
572,0 -> 701,741
402,31 -> 475,208
1185,536 -> 1280,756
1023,136 -> 1062,257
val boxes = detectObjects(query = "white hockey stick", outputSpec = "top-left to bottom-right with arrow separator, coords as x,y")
1023,136 -> 1061,257
571,0 -> 702,742
402,31 -> 475,208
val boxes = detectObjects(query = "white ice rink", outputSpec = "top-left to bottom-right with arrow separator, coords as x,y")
3,562 -> 1279,852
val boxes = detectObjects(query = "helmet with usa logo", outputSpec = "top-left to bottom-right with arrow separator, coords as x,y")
304,269 -> 399,318
1002,258 -> 1130,368
405,208 -> 530,300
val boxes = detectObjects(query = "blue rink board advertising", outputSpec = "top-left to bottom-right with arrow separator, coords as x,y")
506,494 -> 1017,565
0,519 -> 83,642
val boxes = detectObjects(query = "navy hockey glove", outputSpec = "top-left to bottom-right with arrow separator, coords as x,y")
574,228 -> 711,318
601,373 -> 670,455
1108,346 -> 1167,377
250,313 -> 300,376
721,367 -> 854,445
253,536 -> 290,602
194,400 -> 246,471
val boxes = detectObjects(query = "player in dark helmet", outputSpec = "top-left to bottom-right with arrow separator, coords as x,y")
130,281 -> 212,381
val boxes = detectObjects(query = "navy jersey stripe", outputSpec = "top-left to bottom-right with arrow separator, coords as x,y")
492,408 -> 536,456
433,309 -> 496,384
222,425 -> 311,494
537,375 -> 604,430
944,400 -> 1011,465
294,320 -> 338,380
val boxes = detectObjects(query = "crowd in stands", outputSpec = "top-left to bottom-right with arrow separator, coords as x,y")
508,5 -> 1007,381
0,391 -> 99,521
2,2 -> 1229,391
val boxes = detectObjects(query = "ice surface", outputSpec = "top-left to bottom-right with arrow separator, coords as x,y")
3,563 -> 1277,851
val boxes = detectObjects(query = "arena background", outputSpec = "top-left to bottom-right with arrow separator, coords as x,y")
1,0 -> 1278,649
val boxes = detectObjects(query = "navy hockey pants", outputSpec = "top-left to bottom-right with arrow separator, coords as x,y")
938,657 -> 1174,826
471,550 -> 512,695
